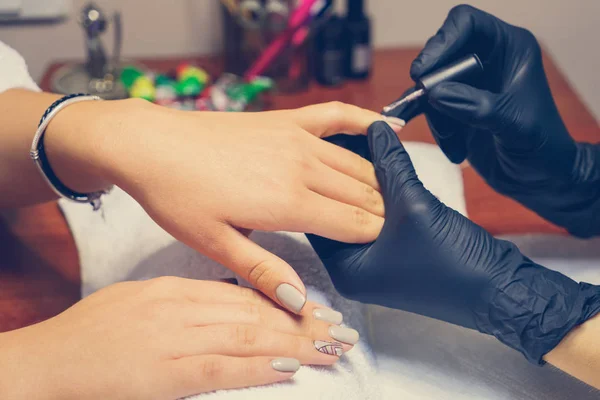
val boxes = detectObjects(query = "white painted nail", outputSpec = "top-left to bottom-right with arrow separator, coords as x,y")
271,358 -> 300,373
384,116 -> 406,128
329,326 -> 359,345
313,309 -> 343,325
276,284 -> 306,313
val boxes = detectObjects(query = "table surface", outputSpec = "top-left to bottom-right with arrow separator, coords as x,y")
1,47 -> 598,333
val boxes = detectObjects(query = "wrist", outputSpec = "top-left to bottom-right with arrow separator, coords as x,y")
96,98 -> 190,196
44,97 -> 149,195
0,329 -> 56,400
545,313 -> 600,388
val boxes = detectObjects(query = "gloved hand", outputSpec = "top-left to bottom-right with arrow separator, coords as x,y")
309,122 -> 600,364
383,5 -> 600,237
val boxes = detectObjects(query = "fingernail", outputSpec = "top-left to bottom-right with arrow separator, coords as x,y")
384,116 -> 406,128
276,284 -> 306,313
329,326 -> 359,345
314,340 -> 343,356
271,358 -> 300,373
313,309 -> 343,325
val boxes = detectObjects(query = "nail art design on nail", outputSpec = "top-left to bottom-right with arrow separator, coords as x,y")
314,340 -> 343,356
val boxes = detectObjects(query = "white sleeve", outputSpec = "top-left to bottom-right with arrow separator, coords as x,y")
0,41 -> 40,93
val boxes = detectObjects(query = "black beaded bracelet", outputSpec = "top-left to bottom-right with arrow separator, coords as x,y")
30,93 -> 111,210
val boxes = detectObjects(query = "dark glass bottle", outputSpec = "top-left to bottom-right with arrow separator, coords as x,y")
345,0 -> 371,80
313,15 -> 345,87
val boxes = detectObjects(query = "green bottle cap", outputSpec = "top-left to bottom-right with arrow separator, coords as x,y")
228,77 -> 274,104
176,76 -> 204,97
121,66 -> 145,89
155,74 -> 176,87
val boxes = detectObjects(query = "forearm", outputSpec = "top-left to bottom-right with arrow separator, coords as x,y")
545,313 -> 600,389
0,89 -> 132,208
0,326 -> 56,400
0,89 -> 61,206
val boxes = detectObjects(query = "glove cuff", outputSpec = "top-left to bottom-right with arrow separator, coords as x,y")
478,246 -> 600,365
523,280 -> 600,364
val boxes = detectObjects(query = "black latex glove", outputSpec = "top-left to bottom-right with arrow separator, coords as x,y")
310,122 -> 600,364
383,5 -> 600,238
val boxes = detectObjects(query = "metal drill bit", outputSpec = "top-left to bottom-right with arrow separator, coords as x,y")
383,88 -> 425,113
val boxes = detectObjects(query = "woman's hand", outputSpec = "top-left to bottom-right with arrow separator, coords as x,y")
0,89 -> 401,313
0,278 -> 359,400
45,99 -> 402,313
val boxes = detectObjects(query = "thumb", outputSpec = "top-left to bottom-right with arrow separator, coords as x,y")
367,122 -> 447,231
367,122 -> 425,208
428,82 -> 507,132
211,225 -> 307,314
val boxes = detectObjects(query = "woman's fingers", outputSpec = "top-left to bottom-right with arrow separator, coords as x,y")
179,324 -> 351,365
179,303 -> 358,346
307,164 -> 385,218
290,101 -> 405,138
313,136 -> 381,191
155,277 -> 276,308
292,191 -> 384,243
205,225 -> 308,314
159,278 -> 340,325
167,355 -> 299,398
164,280 -> 354,345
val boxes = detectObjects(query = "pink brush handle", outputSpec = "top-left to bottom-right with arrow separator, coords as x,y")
244,0 -> 318,80
291,26 -> 310,47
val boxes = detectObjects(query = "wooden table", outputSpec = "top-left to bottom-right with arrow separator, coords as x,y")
1,48 -> 597,333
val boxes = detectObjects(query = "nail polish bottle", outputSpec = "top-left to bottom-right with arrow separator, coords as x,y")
344,0 -> 371,80
313,15 -> 345,87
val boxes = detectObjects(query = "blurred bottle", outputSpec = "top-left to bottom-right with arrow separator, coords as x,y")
344,0 -> 371,80
313,15 -> 345,86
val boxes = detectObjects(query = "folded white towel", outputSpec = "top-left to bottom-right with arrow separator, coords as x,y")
60,142 -> 600,399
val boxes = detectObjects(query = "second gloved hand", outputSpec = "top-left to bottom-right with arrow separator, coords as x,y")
309,122 -> 600,364
384,5 -> 600,237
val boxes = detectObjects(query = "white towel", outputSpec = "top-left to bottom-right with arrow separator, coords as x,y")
60,142 -> 600,399
0,41 -> 40,93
